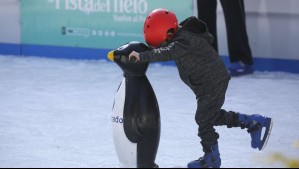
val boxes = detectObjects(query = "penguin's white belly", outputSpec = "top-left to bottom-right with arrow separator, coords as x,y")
112,78 -> 137,168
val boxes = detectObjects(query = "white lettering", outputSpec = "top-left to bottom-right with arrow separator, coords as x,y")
50,0 -> 148,17
114,0 -> 147,14
113,14 -> 132,22
78,0 -> 92,13
66,0 -> 77,10
55,0 -> 61,9
138,0 -> 147,14
123,0 -> 133,13
94,0 -> 111,12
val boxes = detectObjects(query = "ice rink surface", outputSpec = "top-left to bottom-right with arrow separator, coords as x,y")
0,55 -> 299,168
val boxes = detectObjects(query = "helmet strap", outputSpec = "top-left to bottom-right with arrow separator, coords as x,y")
167,28 -> 175,40
167,33 -> 174,40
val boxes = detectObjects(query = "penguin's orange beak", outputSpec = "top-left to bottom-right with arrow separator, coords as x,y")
108,51 -> 114,61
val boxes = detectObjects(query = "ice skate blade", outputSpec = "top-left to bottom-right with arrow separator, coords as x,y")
259,117 -> 273,150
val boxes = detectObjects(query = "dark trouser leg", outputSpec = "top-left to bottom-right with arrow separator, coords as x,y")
220,0 -> 253,65
197,0 -> 218,51
195,81 -> 228,151
213,109 -> 239,128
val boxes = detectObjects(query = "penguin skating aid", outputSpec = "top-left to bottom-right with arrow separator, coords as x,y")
108,42 -> 161,168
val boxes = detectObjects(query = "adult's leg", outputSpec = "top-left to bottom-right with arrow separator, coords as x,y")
220,0 -> 253,65
197,0 -> 218,51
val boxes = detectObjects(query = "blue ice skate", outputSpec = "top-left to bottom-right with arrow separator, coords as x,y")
187,143 -> 221,168
238,113 -> 273,150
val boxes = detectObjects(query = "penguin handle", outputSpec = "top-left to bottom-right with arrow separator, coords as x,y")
116,54 -> 136,63
119,55 -> 129,63
129,56 -> 137,62
108,51 -> 129,63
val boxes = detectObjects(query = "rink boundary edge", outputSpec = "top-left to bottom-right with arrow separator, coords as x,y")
1,43 -> 299,74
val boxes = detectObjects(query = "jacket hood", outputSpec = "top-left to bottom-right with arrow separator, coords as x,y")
179,16 -> 214,44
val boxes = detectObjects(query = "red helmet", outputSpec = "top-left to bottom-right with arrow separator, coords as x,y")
143,9 -> 178,48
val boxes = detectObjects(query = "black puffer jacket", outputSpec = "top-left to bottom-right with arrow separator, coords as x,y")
140,16 -> 231,99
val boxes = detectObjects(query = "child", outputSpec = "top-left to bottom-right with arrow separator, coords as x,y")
129,8 -> 273,168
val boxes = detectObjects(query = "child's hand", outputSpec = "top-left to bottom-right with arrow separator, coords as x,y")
129,51 -> 140,62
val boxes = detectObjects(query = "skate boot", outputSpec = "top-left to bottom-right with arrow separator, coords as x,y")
228,62 -> 254,77
238,113 -> 273,150
187,143 -> 221,168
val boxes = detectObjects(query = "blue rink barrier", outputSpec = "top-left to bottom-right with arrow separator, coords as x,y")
0,43 -> 21,56
221,56 -> 299,74
20,44 -> 111,60
1,43 -> 299,74
0,43 -> 110,60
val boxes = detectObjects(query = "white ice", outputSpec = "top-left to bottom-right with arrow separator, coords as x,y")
0,55 -> 299,168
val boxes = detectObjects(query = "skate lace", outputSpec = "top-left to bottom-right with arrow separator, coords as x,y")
247,121 -> 261,133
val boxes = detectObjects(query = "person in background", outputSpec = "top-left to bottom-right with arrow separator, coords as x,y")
197,0 -> 254,76
128,8 -> 273,168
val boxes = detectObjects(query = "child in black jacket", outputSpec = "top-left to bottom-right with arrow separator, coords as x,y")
129,9 -> 273,168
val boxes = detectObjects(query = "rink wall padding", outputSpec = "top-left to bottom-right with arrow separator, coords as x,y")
0,43 -> 21,56
20,44 -> 110,60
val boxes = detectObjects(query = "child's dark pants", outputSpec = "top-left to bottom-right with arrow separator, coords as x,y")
195,80 -> 239,152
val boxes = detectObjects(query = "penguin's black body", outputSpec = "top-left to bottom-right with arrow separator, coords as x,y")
109,42 -> 161,168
